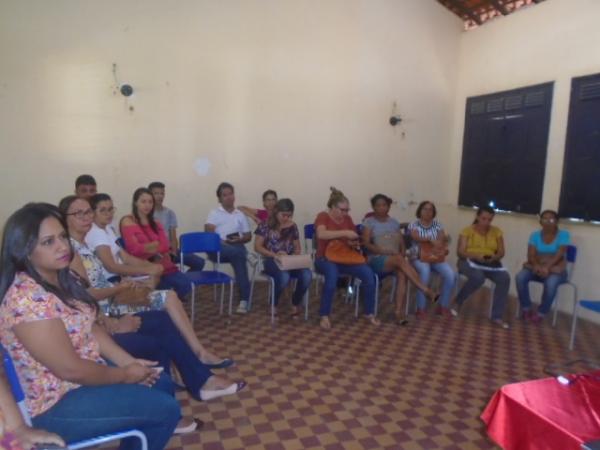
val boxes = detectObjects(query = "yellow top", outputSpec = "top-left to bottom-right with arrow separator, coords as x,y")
460,225 -> 503,257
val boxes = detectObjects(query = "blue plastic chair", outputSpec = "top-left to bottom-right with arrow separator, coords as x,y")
179,232 -> 234,322
569,300 -> 600,350
1,345 -> 148,450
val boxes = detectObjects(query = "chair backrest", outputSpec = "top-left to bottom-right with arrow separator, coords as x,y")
180,232 -> 221,254
1,345 -> 32,426
303,224 -> 315,254
566,244 -> 577,280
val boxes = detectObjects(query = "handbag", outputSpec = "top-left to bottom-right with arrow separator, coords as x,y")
113,285 -> 154,307
325,240 -> 366,265
275,254 -> 312,270
419,241 -> 448,263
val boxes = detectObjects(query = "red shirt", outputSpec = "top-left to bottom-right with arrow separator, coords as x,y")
121,221 -> 178,274
314,211 -> 355,258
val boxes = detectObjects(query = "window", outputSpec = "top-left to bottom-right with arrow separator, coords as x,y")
458,82 -> 554,214
559,73 -> 600,221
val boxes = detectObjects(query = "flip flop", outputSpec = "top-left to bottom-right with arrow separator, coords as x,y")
396,319 -> 409,326
203,358 -> 235,369
200,381 -> 247,401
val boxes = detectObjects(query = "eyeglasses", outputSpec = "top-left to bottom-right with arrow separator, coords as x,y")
337,207 -> 350,213
67,209 -> 94,219
97,207 -> 116,214
540,218 -> 557,224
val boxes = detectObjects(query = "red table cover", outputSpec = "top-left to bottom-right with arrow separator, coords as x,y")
482,371 -> 600,450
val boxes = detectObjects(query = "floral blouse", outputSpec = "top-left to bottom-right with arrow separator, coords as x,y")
0,272 -> 103,417
254,222 -> 299,255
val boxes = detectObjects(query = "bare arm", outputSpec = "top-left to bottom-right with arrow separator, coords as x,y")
238,206 -> 260,225
0,370 -> 65,447
121,217 -> 159,254
293,239 -> 302,255
13,319 -> 145,385
457,235 -> 483,261
361,227 -> 390,255
316,225 -> 357,241
254,234 -> 277,258
205,223 -> 216,233
168,227 -> 178,252
492,236 -> 505,261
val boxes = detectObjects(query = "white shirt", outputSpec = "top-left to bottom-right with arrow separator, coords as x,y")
206,206 -> 251,240
85,223 -> 123,279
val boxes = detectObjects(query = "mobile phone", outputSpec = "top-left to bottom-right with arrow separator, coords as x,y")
153,366 -> 164,373
226,232 -> 240,240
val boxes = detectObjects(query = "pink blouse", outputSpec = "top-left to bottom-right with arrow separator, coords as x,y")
0,273 -> 103,417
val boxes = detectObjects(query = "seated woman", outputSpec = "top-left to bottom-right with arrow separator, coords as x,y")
408,201 -> 456,318
362,194 -> 439,325
120,188 -> 191,301
86,193 -> 163,283
59,195 -> 235,371
0,365 -> 65,450
452,205 -> 510,328
239,189 -> 278,225
0,202 -> 180,449
254,199 -> 312,316
314,187 -> 380,329
516,209 -> 570,324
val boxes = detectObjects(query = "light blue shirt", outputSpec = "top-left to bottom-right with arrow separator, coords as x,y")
528,229 -> 570,255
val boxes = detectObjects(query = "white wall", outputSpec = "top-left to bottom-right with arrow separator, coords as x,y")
444,0 -> 600,318
0,0 -> 462,231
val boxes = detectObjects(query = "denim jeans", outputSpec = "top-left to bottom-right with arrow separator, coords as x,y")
262,257 -> 312,306
172,252 -> 206,272
515,268 -> 568,315
113,310 -> 213,399
157,270 -> 192,300
314,257 -> 376,316
456,259 -> 510,320
411,260 -> 456,309
210,243 -> 250,301
31,377 -> 180,450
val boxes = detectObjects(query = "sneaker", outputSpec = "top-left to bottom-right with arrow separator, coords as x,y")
415,309 -> 426,319
236,300 -> 248,314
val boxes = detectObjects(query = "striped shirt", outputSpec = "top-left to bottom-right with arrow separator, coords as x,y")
408,219 -> 444,244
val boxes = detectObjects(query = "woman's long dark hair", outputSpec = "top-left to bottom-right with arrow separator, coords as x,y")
0,202 -> 97,311
132,187 -> 159,233
268,198 -> 295,230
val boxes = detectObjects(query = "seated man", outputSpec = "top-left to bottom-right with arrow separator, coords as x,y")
74,174 -> 97,200
205,182 -> 252,314
149,181 -> 205,272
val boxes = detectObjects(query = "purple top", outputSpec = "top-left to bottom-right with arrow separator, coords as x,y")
256,209 -> 269,222
255,222 -> 299,255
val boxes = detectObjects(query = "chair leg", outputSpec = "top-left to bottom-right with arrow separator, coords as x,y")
405,282 -> 411,316
569,300 -> 580,351
304,289 -> 309,321
190,284 -> 196,324
354,282 -> 361,318
374,274 -> 379,318
270,278 -> 276,325
228,281 -> 234,315
219,283 -> 225,315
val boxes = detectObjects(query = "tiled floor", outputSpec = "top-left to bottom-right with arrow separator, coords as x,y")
166,282 -> 600,450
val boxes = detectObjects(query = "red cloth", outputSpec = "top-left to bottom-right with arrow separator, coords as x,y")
121,222 -> 177,274
482,371 -> 600,450
314,211 -> 355,259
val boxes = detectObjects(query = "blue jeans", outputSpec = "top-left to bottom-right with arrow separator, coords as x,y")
113,310 -> 213,399
210,243 -> 250,301
157,270 -> 191,299
262,257 -> 312,306
31,378 -> 180,450
411,260 -> 456,309
456,259 -> 510,320
515,268 -> 568,315
172,252 -> 206,272
314,257 -> 376,316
